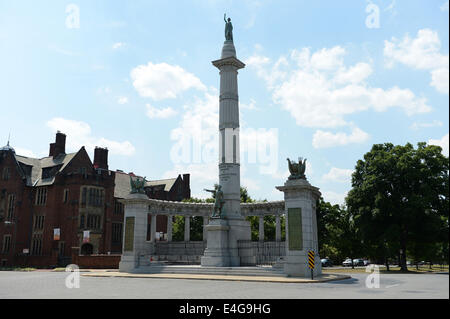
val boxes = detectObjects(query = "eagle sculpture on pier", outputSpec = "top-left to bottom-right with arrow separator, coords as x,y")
287,157 -> 307,180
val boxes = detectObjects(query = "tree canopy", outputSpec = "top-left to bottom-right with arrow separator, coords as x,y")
346,142 -> 449,271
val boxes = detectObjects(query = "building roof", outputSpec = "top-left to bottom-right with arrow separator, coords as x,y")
145,178 -> 177,192
114,171 -> 179,198
0,141 -> 15,153
14,152 -> 77,187
114,171 -> 140,198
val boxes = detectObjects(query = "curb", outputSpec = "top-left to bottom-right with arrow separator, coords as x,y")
81,271 -> 351,284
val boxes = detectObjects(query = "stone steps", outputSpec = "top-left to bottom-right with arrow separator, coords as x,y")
143,255 -> 202,265
133,265 -> 287,277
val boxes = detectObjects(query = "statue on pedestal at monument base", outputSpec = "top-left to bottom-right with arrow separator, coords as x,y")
204,185 -> 225,218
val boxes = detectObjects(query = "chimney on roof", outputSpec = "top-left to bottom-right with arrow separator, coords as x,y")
49,131 -> 66,157
183,173 -> 191,199
93,147 -> 109,170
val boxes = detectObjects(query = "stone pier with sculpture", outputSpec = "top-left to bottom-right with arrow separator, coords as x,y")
118,16 -> 322,278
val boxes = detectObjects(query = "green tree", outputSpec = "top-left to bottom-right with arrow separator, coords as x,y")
190,216 -> 204,241
171,215 -> 185,241
316,197 -> 345,263
316,197 -> 363,267
346,142 -> 449,271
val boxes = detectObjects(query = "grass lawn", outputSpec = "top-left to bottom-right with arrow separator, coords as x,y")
323,265 -> 449,274
0,267 -> 37,272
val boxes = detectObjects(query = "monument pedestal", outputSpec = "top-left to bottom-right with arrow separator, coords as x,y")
201,219 -> 231,266
118,193 -> 150,272
276,179 -> 322,277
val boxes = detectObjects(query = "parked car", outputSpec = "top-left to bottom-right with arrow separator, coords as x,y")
353,259 -> 365,266
342,258 -> 353,267
321,258 -> 333,267
363,260 -> 370,266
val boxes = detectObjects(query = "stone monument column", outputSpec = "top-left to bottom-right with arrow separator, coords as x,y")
276,170 -> 322,277
201,17 -> 251,267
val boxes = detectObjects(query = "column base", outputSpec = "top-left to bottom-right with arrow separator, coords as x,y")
283,253 -> 322,277
201,219 -> 231,267
119,254 -> 137,272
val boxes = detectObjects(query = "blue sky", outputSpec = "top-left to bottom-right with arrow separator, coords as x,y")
0,0 -> 448,205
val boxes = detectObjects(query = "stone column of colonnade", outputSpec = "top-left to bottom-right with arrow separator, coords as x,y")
167,215 -> 172,242
275,215 -> 281,242
256,214 -> 282,242
258,216 -> 264,242
162,215 -> 209,242
184,216 -> 190,242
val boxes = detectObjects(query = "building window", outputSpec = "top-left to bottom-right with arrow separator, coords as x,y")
31,234 -> 42,255
81,187 -> 104,208
6,194 -> 15,220
114,200 -> 124,215
81,187 -> 87,207
2,167 -> 10,181
33,215 -> 45,230
58,241 -> 65,256
88,188 -> 104,207
2,235 -> 11,253
35,187 -> 47,206
79,215 -> 85,228
63,189 -> 69,203
112,223 -> 123,244
87,214 -> 101,230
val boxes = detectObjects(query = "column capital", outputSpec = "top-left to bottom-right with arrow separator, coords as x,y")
212,56 -> 245,69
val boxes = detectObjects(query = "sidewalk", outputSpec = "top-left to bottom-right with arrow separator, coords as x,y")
81,271 -> 351,283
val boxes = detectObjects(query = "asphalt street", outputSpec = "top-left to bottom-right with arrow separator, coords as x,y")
0,271 -> 448,299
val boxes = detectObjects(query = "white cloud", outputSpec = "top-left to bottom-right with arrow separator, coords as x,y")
312,127 -> 370,148
384,29 -> 449,94
46,117 -> 135,156
130,62 -> 206,100
321,190 -> 347,206
117,96 -> 128,104
430,68 -> 449,94
112,42 -> 126,49
146,104 -> 178,119
441,1 -> 449,11
334,63 -> 373,84
310,46 -> 346,70
241,98 -> 259,111
429,133 -> 449,156
322,167 -> 354,183
169,90 -> 219,166
248,46 -> 430,129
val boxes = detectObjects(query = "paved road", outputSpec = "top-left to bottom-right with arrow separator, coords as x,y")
0,271 -> 447,299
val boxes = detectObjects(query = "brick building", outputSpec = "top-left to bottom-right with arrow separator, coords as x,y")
0,132 -> 190,267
